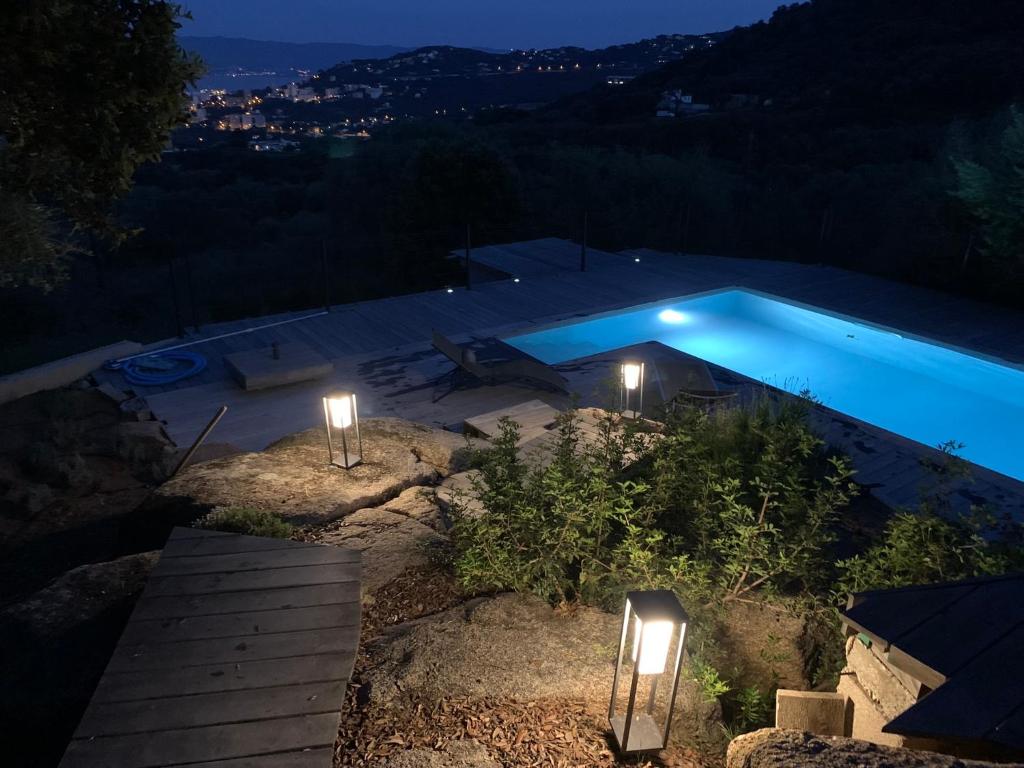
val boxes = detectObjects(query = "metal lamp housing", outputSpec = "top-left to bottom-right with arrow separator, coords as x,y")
620,361 -> 645,420
322,391 -> 363,469
609,590 -> 688,754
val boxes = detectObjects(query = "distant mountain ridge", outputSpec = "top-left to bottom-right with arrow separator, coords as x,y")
180,36 -> 409,89
320,33 -> 726,82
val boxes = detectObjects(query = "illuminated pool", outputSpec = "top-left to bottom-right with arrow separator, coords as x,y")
504,288 -> 1024,481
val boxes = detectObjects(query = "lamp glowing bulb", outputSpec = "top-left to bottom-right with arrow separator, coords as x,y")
327,396 -> 353,429
632,617 -> 673,675
657,309 -> 687,324
622,362 -> 642,390
446,287 -> 454,294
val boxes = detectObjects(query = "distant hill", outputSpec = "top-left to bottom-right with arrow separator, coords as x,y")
321,34 -> 726,82
310,34 -> 727,117
180,36 -> 409,89
549,0 -> 1024,127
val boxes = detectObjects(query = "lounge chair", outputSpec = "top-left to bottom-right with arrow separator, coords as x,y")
650,349 -> 736,406
431,330 -> 569,402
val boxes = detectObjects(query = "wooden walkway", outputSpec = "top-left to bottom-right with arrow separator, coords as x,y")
59,528 -> 361,768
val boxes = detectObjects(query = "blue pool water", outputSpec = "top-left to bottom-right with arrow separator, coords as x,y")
505,289 -> 1024,481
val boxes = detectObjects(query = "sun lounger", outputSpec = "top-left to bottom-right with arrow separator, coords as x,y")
432,330 -> 569,401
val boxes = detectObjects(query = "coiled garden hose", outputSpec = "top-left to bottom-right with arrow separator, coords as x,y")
104,350 -> 207,386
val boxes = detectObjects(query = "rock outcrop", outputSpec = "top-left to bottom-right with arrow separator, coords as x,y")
727,729 -> 1022,768
154,418 -> 473,525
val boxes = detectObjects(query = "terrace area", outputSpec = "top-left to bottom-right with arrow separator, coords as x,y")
94,238 -> 1024,518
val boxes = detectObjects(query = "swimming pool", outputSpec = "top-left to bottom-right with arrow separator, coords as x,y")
505,288 -> 1024,482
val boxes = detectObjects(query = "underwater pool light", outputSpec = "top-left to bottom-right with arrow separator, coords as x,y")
657,309 -> 687,324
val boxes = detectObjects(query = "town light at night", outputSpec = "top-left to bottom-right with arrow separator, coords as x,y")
609,590 -> 689,754
323,391 -> 362,469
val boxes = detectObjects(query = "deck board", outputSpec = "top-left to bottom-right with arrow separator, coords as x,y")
59,528 -> 360,768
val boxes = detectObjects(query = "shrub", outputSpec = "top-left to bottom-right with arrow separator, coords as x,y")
196,507 -> 295,539
649,398 -> 857,602
450,411 -> 652,604
450,398 -> 857,608
835,510 -> 1023,595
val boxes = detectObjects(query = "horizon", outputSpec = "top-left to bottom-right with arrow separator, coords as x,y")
179,0 -> 787,50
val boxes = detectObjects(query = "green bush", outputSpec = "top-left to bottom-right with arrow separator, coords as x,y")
450,398 -> 857,608
196,507 -> 295,539
450,411 -> 652,604
835,510 -> 1023,595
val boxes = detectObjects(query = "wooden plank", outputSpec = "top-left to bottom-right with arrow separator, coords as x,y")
92,652 -> 354,702
61,712 -> 340,768
75,680 -> 345,738
162,534 -> 323,559
131,582 -> 360,620
153,545 -> 360,577
464,398 -> 560,439
108,626 -> 358,672
119,602 -> 359,644
185,748 -> 335,768
144,562 -> 360,597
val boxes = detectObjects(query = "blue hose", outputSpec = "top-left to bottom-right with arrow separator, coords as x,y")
105,350 -> 207,386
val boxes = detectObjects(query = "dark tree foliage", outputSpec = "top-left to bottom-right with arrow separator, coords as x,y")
0,0 -> 202,289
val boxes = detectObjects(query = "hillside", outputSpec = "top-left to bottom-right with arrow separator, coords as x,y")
310,34 -> 727,116
549,0 -> 1024,128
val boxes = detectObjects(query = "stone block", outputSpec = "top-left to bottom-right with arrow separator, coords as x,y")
775,689 -> 848,736
224,342 -> 333,390
837,672 -> 906,748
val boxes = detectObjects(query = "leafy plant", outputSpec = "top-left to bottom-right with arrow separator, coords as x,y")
452,397 -> 857,611
691,656 -> 731,703
648,397 -> 858,601
835,510 -> 1023,595
197,507 -> 294,539
731,686 -> 773,733
450,411 -> 652,604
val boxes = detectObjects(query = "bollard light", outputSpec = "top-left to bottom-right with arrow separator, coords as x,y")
609,590 -> 688,754
322,391 -> 362,469
620,361 -> 645,419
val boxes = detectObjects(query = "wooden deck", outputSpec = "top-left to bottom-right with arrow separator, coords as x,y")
59,528 -> 361,768
91,238 -> 1024,517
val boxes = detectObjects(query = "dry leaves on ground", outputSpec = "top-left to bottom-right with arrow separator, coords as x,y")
336,693 -> 707,768
362,564 -> 467,633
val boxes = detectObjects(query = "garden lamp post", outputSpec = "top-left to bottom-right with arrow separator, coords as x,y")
620,361 -> 645,419
322,391 -> 362,469
609,590 -> 688,754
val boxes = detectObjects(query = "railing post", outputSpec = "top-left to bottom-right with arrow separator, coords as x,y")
321,239 -> 331,311
465,223 -> 472,290
580,211 -> 588,272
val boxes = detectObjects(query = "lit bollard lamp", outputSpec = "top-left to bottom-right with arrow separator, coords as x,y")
620,361 -> 645,419
609,589 -> 688,754
322,391 -> 362,469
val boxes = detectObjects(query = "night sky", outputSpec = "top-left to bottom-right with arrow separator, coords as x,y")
181,0 -> 788,49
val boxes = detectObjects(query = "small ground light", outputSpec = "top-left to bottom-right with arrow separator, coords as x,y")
634,257 -> 641,262
609,590 -> 689,754
446,287 -> 454,294
513,277 -> 520,283
620,361 -> 645,419
322,391 -> 362,469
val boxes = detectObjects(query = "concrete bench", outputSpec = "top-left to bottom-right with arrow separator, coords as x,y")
224,342 -> 333,391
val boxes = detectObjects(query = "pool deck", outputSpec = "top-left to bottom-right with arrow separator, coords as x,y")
95,238 -> 1024,519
